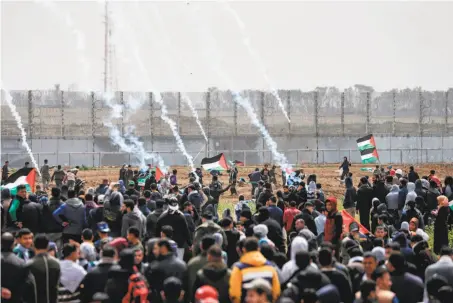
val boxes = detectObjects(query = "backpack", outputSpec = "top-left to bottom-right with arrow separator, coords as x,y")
122,271 -> 149,303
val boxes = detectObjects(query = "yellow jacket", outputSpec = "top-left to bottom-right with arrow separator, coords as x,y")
229,251 -> 280,303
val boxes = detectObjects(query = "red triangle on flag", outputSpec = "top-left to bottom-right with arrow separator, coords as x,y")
26,168 -> 36,193
155,167 -> 163,181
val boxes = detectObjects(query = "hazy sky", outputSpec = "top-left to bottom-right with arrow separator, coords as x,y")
2,1 -> 453,92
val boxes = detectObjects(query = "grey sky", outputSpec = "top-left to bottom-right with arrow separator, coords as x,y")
2,1 -> 453,92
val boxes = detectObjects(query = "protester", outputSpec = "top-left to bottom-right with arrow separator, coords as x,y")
1,164 -> 452,303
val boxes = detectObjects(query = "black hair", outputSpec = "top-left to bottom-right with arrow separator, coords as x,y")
62,243 -> 78,258
82,228 -> 93,240
290,201 -> 296,207
269,196 -> 277,204
124,199 -> 135,210
295,250 -> 311,270
17,228 -> 32,238
371,265 -> 389,281
372,238 -> 384,248
359,280 -> 377,301
138,197 -> 146,206
440,246 -> 453,256
51,187 -> 60,197
172,169 -> 177,174
316,183 -> 322,189
157,239 -> 172,251
16,184 -> 27,192
318,248 -> 333,267
151,183 -> 158,190
128,226 -> 140,238
243,237 -> 259,252
67,189 -> 76,199
34,234 -> 50,250
388,252 -> 405,270
85,193 -> 93,201
101,245 -> 116,258
143,190 -> 152,198
161,225 -> 174,238
385,242 -> 401,251
207,245 -> 222,259
201,235 -> 216,251
1,232 -> 15,252
400,179 -> 408,186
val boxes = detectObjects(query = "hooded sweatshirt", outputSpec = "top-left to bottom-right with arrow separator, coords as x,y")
121,206 -> 146,238
229,251 -> 281,303
324,197 -> 343,245
405,182 -> 417,205
386,185 -> 400,211
343,177 -> 357,209
307,181 -> 316,200
53,197 -> 86,235
281,236 -> 310,283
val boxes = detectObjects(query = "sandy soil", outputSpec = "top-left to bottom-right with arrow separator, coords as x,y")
75,164 -> 453,205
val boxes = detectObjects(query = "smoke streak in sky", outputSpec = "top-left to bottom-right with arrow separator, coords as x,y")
109,3 -> 198,178
221,1 -> 291,123
188,3 -> 292,171
37,1 -> 91,90
136,3 -> 208,142
1,85 -> 41,176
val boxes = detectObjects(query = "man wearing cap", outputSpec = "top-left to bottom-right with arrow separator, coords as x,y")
95,222 -> 113,252
125,181 -> 140,197
229,238 -> 280,303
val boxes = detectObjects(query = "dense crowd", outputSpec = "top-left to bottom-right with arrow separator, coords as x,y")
1,160 -> 453,303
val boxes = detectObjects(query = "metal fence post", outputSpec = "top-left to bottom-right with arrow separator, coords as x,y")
243,151 -> 246,166
400,150 -> 403,164
206,91 -> 211,158
27,90 -> 33,152
341,91 -> 345,136
61,91 -> 65,137
296,150 -> 299,164
261,91 -> 265,162
314,91 -> 319,164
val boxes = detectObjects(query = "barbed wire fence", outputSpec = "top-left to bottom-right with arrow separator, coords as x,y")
1,88 -> 453,167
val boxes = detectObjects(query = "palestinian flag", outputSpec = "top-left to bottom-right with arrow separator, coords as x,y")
229,160 -> 244,167
201,153 -> 228,171
341,210 -> 370,234
137,167 -> 164,187
357,134 -> 379,164
1,168 -> 36,196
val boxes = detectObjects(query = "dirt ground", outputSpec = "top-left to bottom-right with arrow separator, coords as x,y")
75,164 -> 453,205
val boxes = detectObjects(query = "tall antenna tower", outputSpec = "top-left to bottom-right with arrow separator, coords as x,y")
103,1 -> 118,93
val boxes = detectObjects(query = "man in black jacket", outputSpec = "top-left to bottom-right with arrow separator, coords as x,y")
146,199 -> 166,239
145,239 -> 187,303
42,187 -> 64,248
1,232 -> 31,303
256,207 -> 285,253
408,166 -> 420,183
292,202 -> 317,236
80,245 -> 119,303
356,177 -> 374,231
156,204 -> 192,259
14,185 -> 42,234
387,252 -> 424,303
220,217 -> 241,267
26,234 -> 60,303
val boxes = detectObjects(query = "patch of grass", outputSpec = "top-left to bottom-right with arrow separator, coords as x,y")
218,198 -> 256,219
79,165 -> 97,171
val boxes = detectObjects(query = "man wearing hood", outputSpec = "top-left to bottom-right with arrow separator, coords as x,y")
193,211 -> 227,256
405,182 -> 417,206
385,184 -> 400,215
103,185 -> 124,238
187,184 -> 204,214
401,200 -> 424,230
156,202 -> 192,259
356,177 -> 374,231
120,199 -> 146,239
343,177 -> 357,218
193,245 -> 231,303
324,197 -> 343,258
51,165 -> 66,189
256,207 -> 285,253
146,199 -> 166,239
229,237 -> 280,303
373,178 -> 389,205
53,189 -> 86,243
398,179 -> 409,212
281,236 -> 309,283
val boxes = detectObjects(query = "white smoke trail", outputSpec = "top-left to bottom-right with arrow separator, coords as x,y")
181,95 -> 208,142
109,4 -> 198,179
220,1 -> 291,123
231,92 -> 291,171
188,3 -> 292,172
135,3 -> 208,142
102,92 -> 166,171
1,86 -> 41,176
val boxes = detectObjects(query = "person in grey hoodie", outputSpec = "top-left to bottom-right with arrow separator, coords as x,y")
121,199 -> 146,238
53,189 -> 86,243
386,185 -> 400,212
405,182 -> 417,206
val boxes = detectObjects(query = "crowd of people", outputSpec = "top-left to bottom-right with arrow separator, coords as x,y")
1,160 -> 453,303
